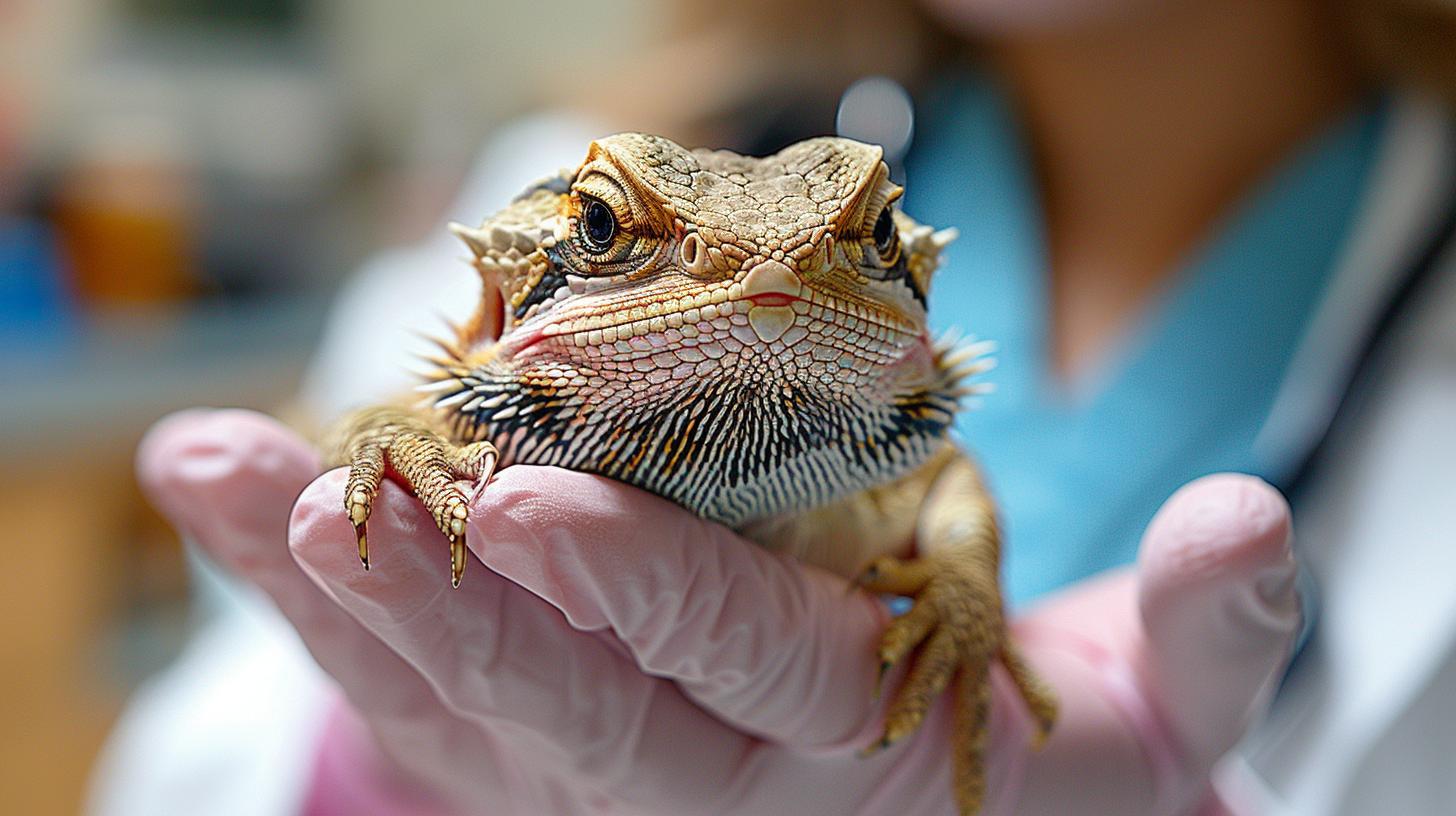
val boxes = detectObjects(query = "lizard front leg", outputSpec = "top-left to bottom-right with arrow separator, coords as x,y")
857,445 -> 1057,814
322,405 -> 498,586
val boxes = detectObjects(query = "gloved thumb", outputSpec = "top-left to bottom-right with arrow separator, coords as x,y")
1136,473 -> 1301,776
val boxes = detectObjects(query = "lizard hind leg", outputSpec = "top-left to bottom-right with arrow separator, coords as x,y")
325,406 -> 499,587
855,551 -> 1038,815
853,447 -> 1058,815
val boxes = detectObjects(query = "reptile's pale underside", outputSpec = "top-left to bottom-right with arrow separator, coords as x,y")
324,133 -> 1057,813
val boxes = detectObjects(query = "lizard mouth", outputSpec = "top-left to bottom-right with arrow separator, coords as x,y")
736,260 -> 804,310
504,327 -> 550,356
742,292 -> 802,308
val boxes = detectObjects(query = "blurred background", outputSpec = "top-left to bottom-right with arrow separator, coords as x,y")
0,1 -> 664,812
5,0 -> 1455,813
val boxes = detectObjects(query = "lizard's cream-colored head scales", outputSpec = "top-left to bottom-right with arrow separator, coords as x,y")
434,133 -> 979,527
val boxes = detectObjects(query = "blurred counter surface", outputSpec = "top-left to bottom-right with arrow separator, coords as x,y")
0,295 -> 325,454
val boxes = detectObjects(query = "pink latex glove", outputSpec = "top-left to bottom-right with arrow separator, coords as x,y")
138,409 -> 1301,815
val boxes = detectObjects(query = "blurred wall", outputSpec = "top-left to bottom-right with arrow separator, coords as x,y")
321,0 -> 650,157
0,2 -> 652,815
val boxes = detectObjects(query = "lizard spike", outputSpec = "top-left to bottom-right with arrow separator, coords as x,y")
938,345 -> 979,368
415,379 -> 462,394
942,352 -> 996,378
949,368 -> 995,388
934,326 -> 965,352
930,227 -> 959,250
947,352 -> 997,374
434,390 -> 474,409
449,222 -> 491,257
499,225 -> 538,254
409,363 -> 466,384
937,335 -> 994,359
965,338 -> 998,357
950,382 -> 998,398
474,222 -> 538,254
427,308 -> 461,332
407,327 -> 462,357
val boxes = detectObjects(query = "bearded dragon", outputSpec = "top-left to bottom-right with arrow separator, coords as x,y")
323,133 -> 1057,813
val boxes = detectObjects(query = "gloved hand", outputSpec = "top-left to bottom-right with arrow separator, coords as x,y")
139,408 -> 1301,815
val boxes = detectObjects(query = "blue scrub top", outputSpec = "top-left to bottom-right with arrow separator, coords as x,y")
904,75 -> 1385,607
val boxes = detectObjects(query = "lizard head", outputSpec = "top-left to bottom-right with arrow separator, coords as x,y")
446,133 -> 959,385
434,133 -> 975,524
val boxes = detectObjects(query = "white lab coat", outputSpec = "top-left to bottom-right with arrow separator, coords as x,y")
87,97 -> 1456,816
1220,95 -> 1456,815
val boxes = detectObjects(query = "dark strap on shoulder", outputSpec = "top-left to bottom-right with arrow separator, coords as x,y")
1283,163 -> 1456,500
1276,150 -> 1456,685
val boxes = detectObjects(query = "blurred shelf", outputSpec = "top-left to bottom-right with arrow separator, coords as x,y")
0,295 -> 329,457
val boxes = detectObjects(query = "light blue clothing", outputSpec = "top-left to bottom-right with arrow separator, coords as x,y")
905,75 -> 1386,607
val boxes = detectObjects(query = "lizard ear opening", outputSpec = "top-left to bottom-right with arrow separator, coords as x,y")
462,284 -> 505,347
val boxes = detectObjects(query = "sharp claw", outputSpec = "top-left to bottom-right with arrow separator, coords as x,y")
450,537 -> 465,588
849,563 -> 880,595
873,660 -> 891,700
858,736 -> 893,759
448,503 -> 469,587
468,451 -> 500,503
347,489 -> 371,571
1029,714 -> 1055,751
355,523 -> 370,571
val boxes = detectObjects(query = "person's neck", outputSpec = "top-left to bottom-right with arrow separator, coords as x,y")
983,0 -> 1363,381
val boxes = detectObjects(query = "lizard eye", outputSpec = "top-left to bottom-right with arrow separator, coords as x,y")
872,206 -> 901,265
580,197 -> 617,252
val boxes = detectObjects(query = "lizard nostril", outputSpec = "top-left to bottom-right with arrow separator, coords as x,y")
680,233 -> 711,276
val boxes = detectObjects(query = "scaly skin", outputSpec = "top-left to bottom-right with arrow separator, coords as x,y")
322,133 -> 1056,814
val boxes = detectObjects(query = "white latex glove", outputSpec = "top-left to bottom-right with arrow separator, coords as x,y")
139,409 -> 1301,815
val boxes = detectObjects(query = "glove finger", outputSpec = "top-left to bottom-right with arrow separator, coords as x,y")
289,469 -> 764,814
138,410 -> 413,686
137,408 -> 320,555
977,476 -> 1296,816
465,465 -> 896,751
1136,473 -> 1300,770
1000,571 -> 1160,815
137,410 -> 525,803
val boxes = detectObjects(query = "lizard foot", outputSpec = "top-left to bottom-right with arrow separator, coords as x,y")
855,554 -> 1058,814
332,407 -> 498,587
